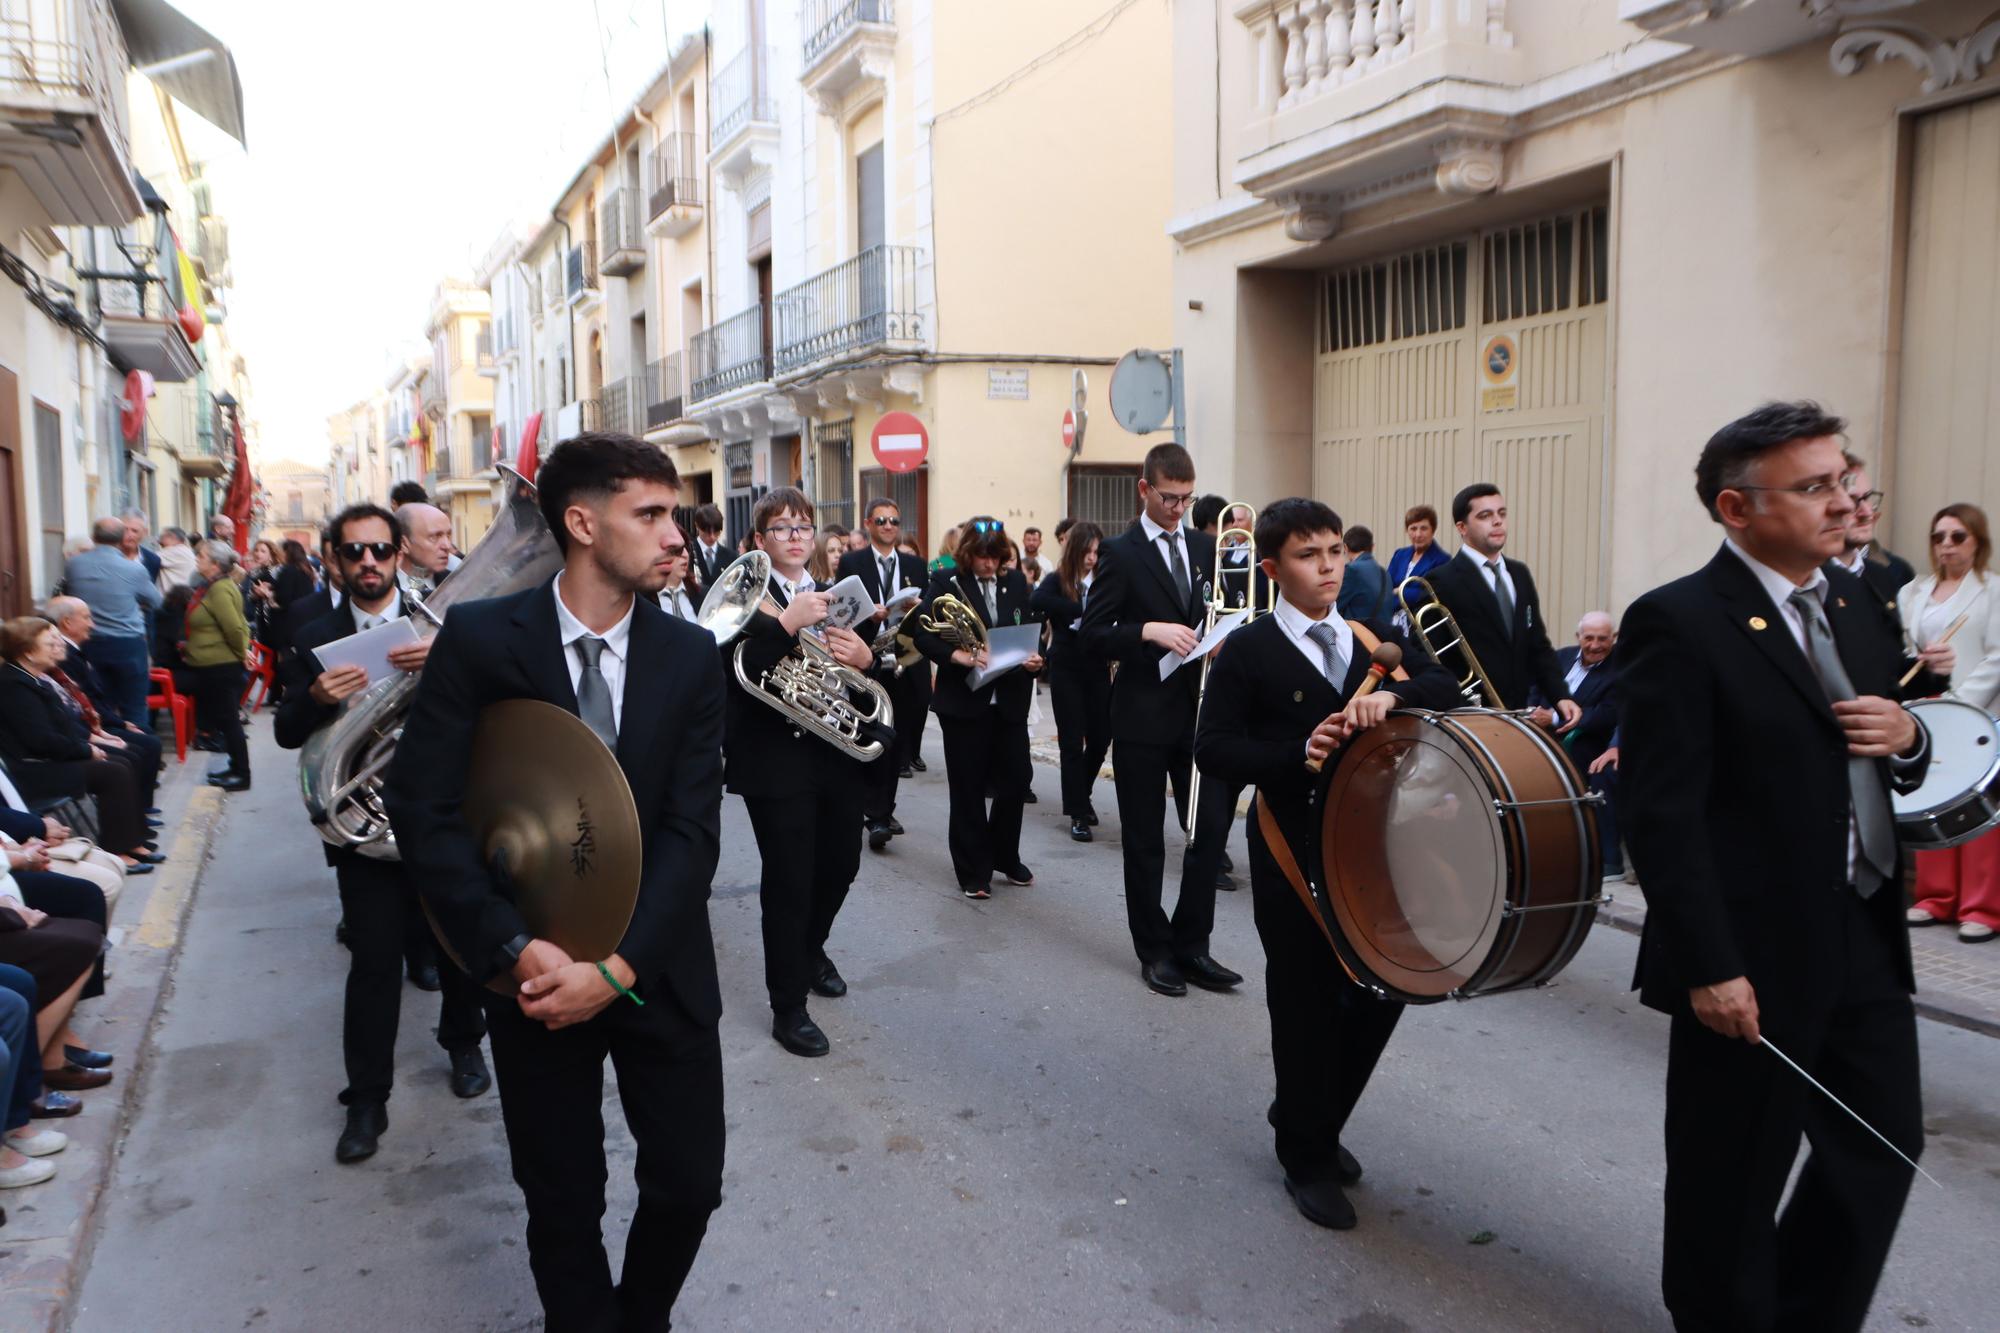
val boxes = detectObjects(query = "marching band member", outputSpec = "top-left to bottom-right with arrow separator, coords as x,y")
836,496 -> 931,850
726,487 -> 880,1058
1032,520 -> 1110,842
384,434 -> 726,1330
1195,498 -> 1460,1231
657,529 -> 698,620
912,517 -> 1043,898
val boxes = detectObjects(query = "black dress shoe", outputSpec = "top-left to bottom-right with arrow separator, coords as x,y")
407,962 -> 442,992
44,1064 -> 112,1091
209,771 -> 250,792
1215,871 -> 1238,892
772,1009 -> 830,1057
809,956 -> 847,999
1085,806 -> 1100,827
449,1047 -> 491,1099
1141,959 -> 1187,997
998,863 -> 1034,886
867,821 -> 892,851
1219,850 -> 1235,874
207,763 -> 233,780
887,817 -> 905,836
1336,1145 -> 1363,1186
124,863 -> 154,877
335,917 -> 350,949
63,1045 -> 113,1070
910,756 -> 927,772
1284,1174 -> 1357,1230
898,764 -> 914,780
131,851 -> 166,865
1023,788 -> 1038,804
30,1092 -> 82,1119
1070,819 -> 1092,843
1177,954 -> 1244,992
336,1102 -> 388,1163
145,817 -> 163,829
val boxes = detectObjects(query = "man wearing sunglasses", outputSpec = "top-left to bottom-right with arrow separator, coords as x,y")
836,497 -> 932,848
276,502 -> 492,1166
1828,452 -> 1917,621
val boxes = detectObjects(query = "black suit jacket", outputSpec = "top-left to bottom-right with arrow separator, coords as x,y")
836,545 -> 926,610
283,586 -> 338,649
1529,646 -> 1619,769
275,597 -> 389,867
382,579 -> 725,1022
1079,523 -> 1216,743
913,568 -> 1041,720
59,642 -> 132,729
1031,572 -> 1090,670
721,578 -> 872,799
1826,544 -> 1917,623
0,664 -> 96,801
1423,549 -> 1568,710
690,540 -> 731,593
1194,612 -> 1463,851
1619,547 -> 1929,1029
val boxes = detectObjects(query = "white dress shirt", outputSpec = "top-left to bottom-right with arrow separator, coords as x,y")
1461,548 -> 1516,618
659,584 -> 697,620
1070,572 -> 1092,631
1139,511 -> 1191,592
872,547 -> 901,599
771,571 -> 814,604
1564,653 -> 1597,697
553,571 -> 635,732
1835,546 -> 1868,577
1272,594 -> 1353,684
351,591 -> 405,632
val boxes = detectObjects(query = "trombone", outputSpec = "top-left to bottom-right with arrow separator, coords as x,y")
1185,502 -> 1268,837
1395,574 -> 1503,710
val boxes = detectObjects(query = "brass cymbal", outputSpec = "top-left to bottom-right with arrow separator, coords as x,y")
423,698 -> 642,995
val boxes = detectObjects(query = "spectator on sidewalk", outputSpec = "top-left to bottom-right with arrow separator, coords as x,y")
182,543 -> 252,794
0,864 -> 110,1108
119,510 -> 161,587
1336,526 -> 1388,621
1900,502 -> 2000,943
1533,611 -> 1622,877
155,528 -> 197,592
0,968 -> 62,1197
43,597 -> 163,814
60,519 -> 161,729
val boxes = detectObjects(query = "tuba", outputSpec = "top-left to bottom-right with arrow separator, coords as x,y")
1394,573 -> 1503,709
298,468 -> 564,859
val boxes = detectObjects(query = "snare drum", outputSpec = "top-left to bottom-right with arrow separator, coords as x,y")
1307,710 -> 1602,1002
1893,697 -> 2000,850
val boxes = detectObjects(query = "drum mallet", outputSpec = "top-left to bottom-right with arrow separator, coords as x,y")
1899,610 -> 1970,689
1306,642 -> 1403,774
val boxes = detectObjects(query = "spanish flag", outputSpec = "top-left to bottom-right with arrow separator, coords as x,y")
170,229 -> 205,341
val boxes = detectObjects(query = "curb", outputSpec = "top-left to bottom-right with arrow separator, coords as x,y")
0,766 -> 229,1333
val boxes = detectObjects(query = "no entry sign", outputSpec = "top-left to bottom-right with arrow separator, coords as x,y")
1062,409 -> 1077,449
871,411 -> 929,473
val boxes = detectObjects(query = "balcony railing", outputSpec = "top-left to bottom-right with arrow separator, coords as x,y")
598,189 -> 644,276
690,303 -> 771,403
0,0 -> 139,224
542,254 -> 564,310
565,244 -> 597,301
475,324 -> 494,367
711,46 -> 775,146
805,0 -> 893,68
649,133 -> 704,219
646,353 -> 685,428
601,376 -> 650,436
773,245 -> 924,376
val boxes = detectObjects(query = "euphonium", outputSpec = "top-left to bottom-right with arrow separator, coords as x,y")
298,468 -> 563,859
1395,573 -> 1503,709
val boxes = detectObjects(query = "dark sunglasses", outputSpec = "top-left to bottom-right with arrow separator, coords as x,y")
969,519 -> 1005,534
1932,530 -> 1971,546
663,544 -> 688,557
338,542 -> 397,563
870,515 -> 902,527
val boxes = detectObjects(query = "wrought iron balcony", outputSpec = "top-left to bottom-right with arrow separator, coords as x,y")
541,254 -> 563,311
600,377 -> 649,436
565,244 -> 597,302
690,303 -> 772,403
646,353 -> 685,428
0,0 -> 141,224
802,0 -> 895,113
98,275 -> 201,382
598,189 -> 645,276
773,245 -> 925,376
648,133 -> 704,236
711,45 -> 776,147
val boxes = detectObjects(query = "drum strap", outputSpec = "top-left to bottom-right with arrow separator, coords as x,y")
1345,621 -> 1411,683
1253,793 -> 1363,988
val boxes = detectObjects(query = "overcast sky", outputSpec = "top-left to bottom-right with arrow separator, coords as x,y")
172,0 -> 701,467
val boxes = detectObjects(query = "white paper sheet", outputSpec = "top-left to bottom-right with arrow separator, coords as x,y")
1159,609 -> 1248,680
820,575 -> 877,631
310,616 -> 423,687
968,621 -> 1044,691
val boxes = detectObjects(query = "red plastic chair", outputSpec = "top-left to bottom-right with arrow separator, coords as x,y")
147,668 -> 193,763
241,642 -> 275,712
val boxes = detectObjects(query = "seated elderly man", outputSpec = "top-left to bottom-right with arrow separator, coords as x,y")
1530,611 -> 1622,877
43,598 -> 163,813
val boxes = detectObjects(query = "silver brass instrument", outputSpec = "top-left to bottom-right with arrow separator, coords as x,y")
699,549 -> 897,762
299,466 -> 563,859
1187,502 -> 1263,836
918,592 -> 988,654
1394,573 -> 1503,709
872,586 -> 926,672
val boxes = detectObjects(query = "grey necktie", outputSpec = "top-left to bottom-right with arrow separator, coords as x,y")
1787,589 -> 1895,893
574,636 -> 617,751
1486,559 -> 1515,638
1161,531 -> 1189,600
980,578 -> 998,623
1304,621 -> 1348,686
881,556 -> 896,598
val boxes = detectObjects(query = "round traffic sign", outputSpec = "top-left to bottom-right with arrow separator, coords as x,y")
1110,349 -> 1173,435
1062,410 -> 1076,448
870,411 -> 929,474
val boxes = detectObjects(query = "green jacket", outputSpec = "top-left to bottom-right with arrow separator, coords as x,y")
183,575 -> 250,668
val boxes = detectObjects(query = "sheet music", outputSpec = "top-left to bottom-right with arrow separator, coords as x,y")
821,575 -> 877,631
968,622 -> 1044,691
310,617 -> 423,687
1159,610 -> 1248,680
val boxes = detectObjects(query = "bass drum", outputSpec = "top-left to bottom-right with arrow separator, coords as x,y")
1893,697 -> 2000,850
1306,710 -> 1602,1002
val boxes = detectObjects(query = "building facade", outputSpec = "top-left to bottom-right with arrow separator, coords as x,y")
1170,0 -> 2000,635
425,280 -> 495,548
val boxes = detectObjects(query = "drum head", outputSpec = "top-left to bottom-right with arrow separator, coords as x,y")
1308,713 -> 1509,1000
1895,698 -> 2000,848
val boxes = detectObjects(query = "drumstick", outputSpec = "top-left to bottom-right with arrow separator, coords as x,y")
1899,610 -> 1971,689
1306,642 -> 1403,774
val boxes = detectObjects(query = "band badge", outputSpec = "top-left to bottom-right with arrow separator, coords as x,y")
1748,616 -> 1768,631
1293,691 -> 1304,702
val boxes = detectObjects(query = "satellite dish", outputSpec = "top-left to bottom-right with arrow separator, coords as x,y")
1110,349 -> 1173,435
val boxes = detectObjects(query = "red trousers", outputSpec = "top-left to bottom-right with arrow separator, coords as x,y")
1913,826 -> 2000,929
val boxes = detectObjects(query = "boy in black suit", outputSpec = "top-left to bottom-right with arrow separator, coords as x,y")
727,486 -> 883,1059
1621,402 -> 1932,1331
1196,498 -> 1461,1231
836,495 -> 932,849
1080,443 -> 1240,997
911,516 -> 1043,897
275,503 -> 490,1166
1423,483 -> 1581,728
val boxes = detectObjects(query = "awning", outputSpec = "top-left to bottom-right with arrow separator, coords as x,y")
110,0 -> 247,147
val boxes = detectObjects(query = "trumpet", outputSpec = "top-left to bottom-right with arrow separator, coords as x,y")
1395,574 -> 1503,709
1186,502 -> 1266,837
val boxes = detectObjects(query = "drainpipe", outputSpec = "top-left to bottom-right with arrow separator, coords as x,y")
554,213 -> 576,423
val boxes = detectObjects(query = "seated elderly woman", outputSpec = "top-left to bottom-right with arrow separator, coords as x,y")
0,862 -> 108,1136
0,617 -> 161,872
182,540 -> 252,792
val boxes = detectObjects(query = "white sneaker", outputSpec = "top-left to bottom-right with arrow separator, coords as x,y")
1960,922 -> 1995,943
1907,907 -> 1941,926
0,1156 -> 56,1188
6,1128 -> 66,1157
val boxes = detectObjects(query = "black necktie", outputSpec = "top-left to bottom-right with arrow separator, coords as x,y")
881,556 -> 896,598
1486,559 -> 1515,639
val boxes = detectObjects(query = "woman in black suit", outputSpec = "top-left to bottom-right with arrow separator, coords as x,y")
1031,521 -> 1110,842
0,619 -> 156,868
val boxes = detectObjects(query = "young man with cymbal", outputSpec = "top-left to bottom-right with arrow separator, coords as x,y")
1195,498 -> 1460,1231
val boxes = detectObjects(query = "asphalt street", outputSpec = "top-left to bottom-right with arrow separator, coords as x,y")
71,719 -> 2000,1332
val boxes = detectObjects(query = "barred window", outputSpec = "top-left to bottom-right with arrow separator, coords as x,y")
1321,243 -> 1467,353
1067,464 -> 1141,534
814,417 -> 856,532
1481,207 -> 1609,323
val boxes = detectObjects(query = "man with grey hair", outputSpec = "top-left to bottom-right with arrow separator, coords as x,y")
207,513 -> 237,547
45,595 -> 163,817
1531,610 -> 1621,874
398,502 -> 454,598
120,508 -> 161,586
61,517 -> 162,731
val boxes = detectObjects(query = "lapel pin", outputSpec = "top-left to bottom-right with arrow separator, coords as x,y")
1837,597 -> 1848,609
1749,616 -> 1768,631
1293,690 -> 1304,703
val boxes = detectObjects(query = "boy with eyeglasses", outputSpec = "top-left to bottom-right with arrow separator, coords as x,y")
727,488 -> 883,1057
837,497 -> 932,847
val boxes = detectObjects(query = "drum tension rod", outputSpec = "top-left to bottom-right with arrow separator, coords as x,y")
1491,793 -> 1606,811
1500,895 -> 1610,918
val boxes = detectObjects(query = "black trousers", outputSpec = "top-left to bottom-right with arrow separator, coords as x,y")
79,757 -> 147,855
188,662 -> 248,775
1108,734 -> 1233,963
1048,659 -> 1110,819
18,868 -> 108,1000
1590,764 -> 1623,874
744,783 -> 865,1014
937,707 -> 1031,888
101,725 -> 160,813
1248,811 -> 1401,1182
334,855 -> 485,1105
863,666 -> 929,822
484,989 -> 724,1333
1661,888 -> 1921,1333
903,663 -> 932,761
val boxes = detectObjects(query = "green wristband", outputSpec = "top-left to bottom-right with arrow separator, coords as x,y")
596,961 -> 644,1007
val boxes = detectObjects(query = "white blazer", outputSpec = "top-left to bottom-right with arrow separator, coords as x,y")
1899,570 -> 2000,714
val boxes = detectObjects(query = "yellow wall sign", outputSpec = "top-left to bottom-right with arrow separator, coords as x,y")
1481,333 -> 1519,412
